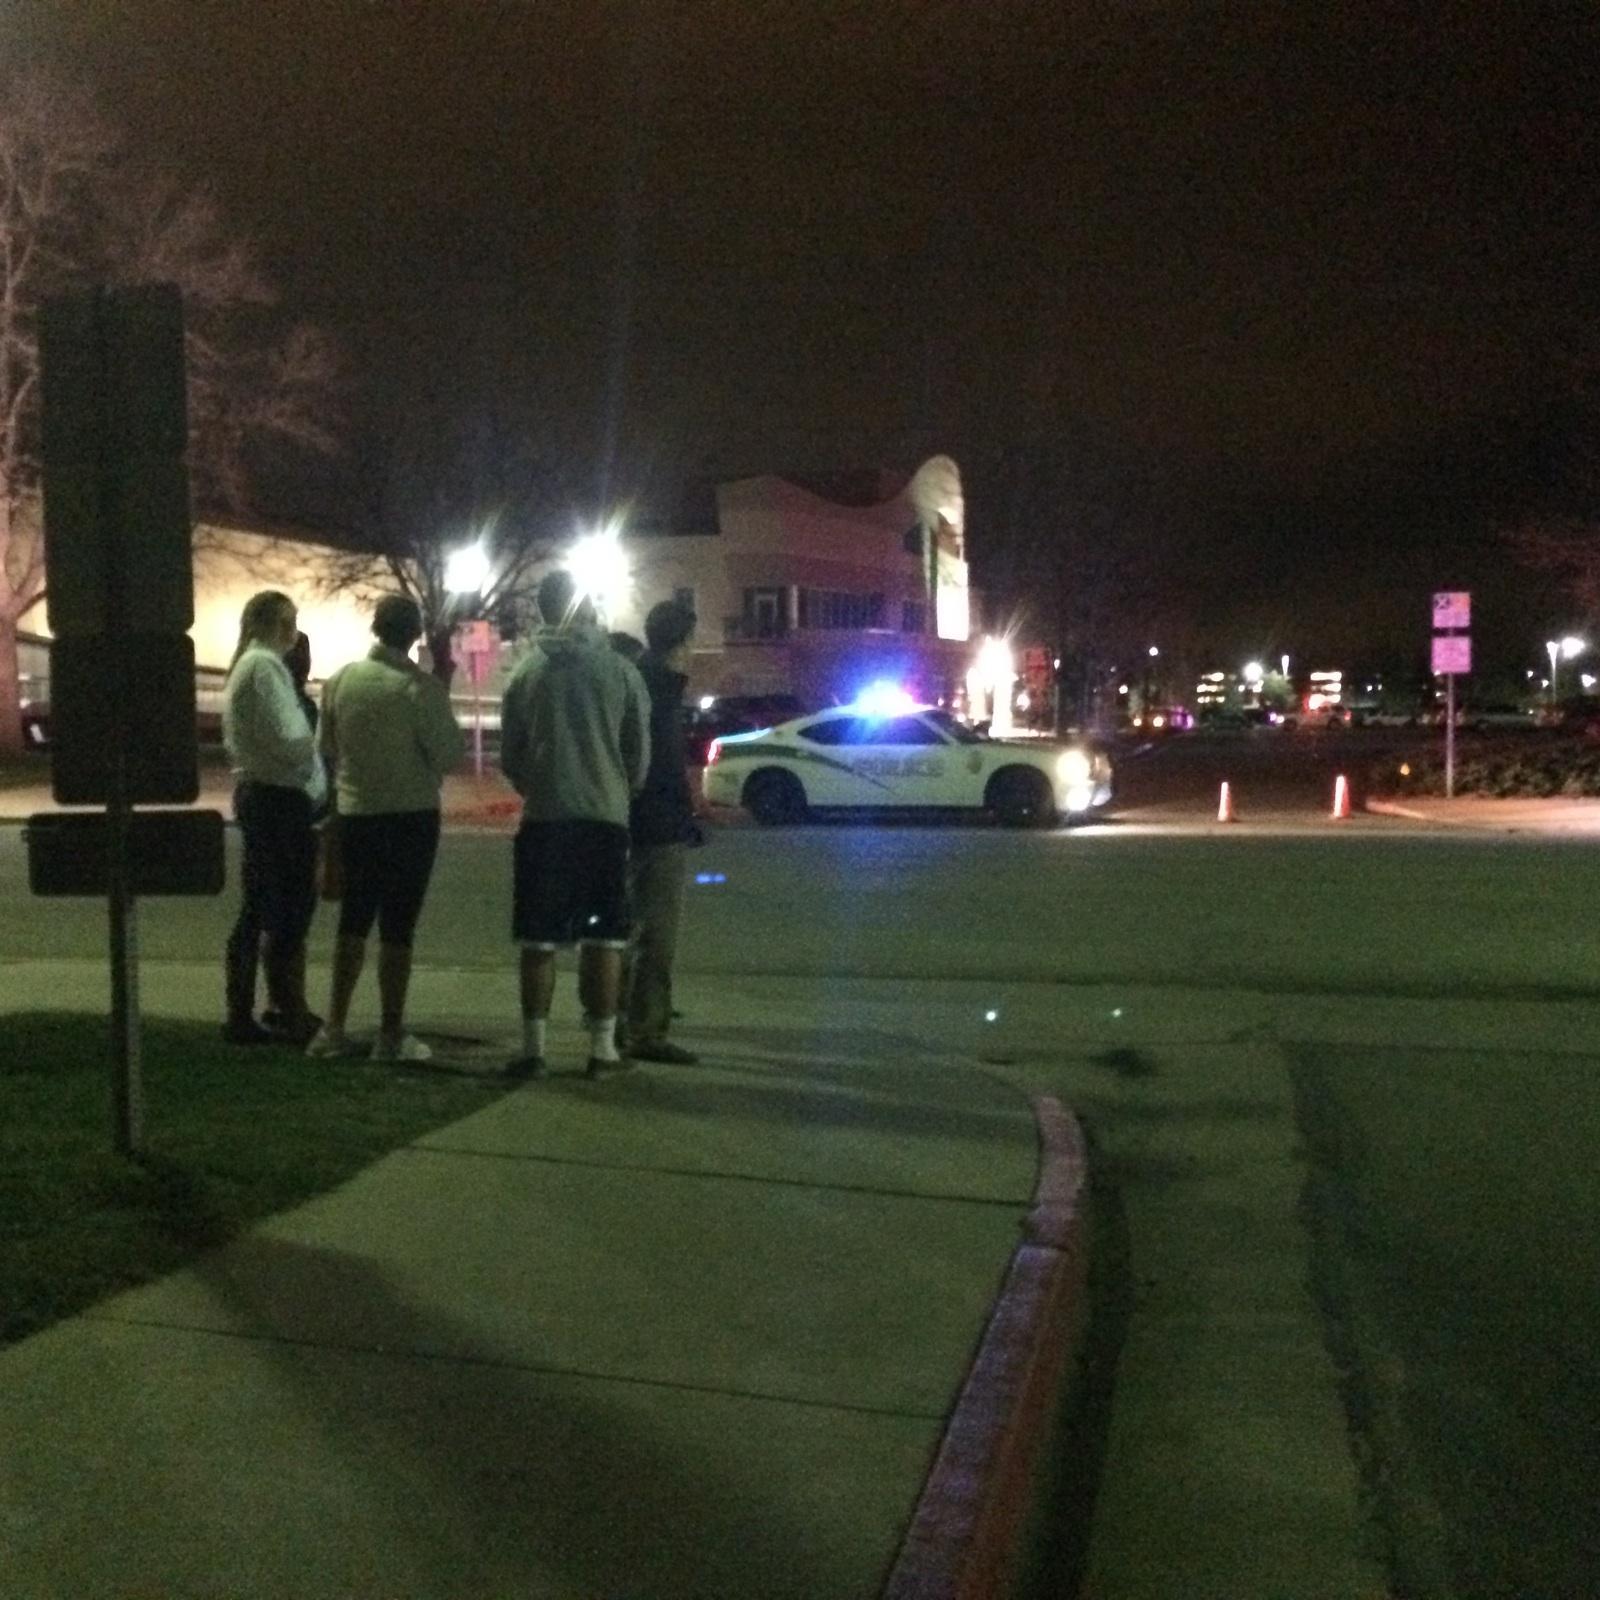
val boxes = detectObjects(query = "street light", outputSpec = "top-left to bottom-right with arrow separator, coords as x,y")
1546,636 -> 1587,709
566,520 -> 631,623
445,540 -> 491,598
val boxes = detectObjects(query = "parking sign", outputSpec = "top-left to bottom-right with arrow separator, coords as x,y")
1432,634 -> 1471,675
1432,591 -> 1471,630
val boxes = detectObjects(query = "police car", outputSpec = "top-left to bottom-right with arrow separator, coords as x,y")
702,698 -> 1113,827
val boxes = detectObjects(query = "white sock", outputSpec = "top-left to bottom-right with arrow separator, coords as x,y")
588,1014 -> 620,1063
522,1017 -> 547,1060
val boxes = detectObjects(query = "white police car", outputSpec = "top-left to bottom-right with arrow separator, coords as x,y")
702,701 -> 1113,827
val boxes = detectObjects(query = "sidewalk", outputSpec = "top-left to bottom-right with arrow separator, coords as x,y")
0,765 -> 523,829
1367,794 -> 1600,833
0,964 -> 1039,1600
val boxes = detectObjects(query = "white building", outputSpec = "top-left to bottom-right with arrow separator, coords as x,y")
608,455 -> 974,708
16,454 -> 977,724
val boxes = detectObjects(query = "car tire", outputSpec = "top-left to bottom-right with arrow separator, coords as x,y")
987,766 -> 1055,829
744,768 -> 808,826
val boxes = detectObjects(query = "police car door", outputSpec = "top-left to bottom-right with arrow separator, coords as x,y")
845,714 -> 951,805
793,713 -> 872,805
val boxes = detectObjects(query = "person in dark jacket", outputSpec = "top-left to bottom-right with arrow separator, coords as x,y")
622,599 -> 702,1063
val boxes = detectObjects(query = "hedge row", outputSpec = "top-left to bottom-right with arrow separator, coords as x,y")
1372,739 -> 1600,798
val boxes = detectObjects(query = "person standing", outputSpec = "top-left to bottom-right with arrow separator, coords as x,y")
500,569 -> 651,1079
310,595 -> 464,1062
222,590 -> 326,1046
622,599 -> 702,1064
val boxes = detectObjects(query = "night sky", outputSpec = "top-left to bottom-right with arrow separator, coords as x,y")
10,1 -> 1600,668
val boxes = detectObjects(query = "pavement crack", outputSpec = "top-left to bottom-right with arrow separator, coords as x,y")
402,1141 -> 1030,1208
78,1309 -> 948,1423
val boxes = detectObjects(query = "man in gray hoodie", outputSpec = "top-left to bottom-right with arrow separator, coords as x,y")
500,569 -> 651,1078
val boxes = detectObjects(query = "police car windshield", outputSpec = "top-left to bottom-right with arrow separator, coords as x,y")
923,709 -> 983,745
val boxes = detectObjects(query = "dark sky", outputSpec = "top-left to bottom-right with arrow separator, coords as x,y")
10,0 -> 1600,662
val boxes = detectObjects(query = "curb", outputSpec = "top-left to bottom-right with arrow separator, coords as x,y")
881,1096 -> 1090,1600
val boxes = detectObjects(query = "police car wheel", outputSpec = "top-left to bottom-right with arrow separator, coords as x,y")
988,767 -> 1054,829
745,769 -> 807,826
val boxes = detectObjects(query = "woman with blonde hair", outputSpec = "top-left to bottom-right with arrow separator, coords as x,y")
221,589 -> 326,1045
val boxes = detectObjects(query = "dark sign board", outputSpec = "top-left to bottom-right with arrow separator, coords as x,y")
26,809 -> 225,897
48,633 -> 200,806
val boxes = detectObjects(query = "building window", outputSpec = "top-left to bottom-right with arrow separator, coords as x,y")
742,587 -> 786,639
797,589 -> 886,631
901,600 -> 926,633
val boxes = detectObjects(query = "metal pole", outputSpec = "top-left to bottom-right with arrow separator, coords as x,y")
473,664 -> 484,779
1445,671 -> 1456,800
97,289 -> 142,1154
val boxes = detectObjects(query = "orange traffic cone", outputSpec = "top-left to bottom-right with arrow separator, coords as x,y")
1217,780 -> 1237,822
1331,773 -> 1352,820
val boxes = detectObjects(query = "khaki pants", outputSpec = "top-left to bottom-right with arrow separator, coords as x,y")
624,842 -> 687,1047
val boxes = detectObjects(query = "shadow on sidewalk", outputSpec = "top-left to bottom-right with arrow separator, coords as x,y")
189,1232 -> 878,1598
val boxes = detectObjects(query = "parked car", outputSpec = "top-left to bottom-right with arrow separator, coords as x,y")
685,693 -> 804,765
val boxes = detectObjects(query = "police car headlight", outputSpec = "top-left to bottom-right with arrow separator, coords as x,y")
1056,749 -> 1092,785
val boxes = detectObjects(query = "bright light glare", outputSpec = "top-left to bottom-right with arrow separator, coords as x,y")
1148,644 -> 1160,657
1243,660 -> 1264,680
698,694 -> 717,711
1561,635 -> 1587,659
974,635 -> 1015,690
855,680 -> 917,717
445,541 -> 491,595
1057,749 -> 1092,784
565,523 -> 631,619
1064,783 -> 1093,812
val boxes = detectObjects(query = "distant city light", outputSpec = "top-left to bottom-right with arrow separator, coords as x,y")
1148,644 -> 1160,657
698,694 -> 716,711
1243,660 -> 1264,681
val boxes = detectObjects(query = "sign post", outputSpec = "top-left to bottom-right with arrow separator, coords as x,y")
37,284 -> 199,1156
1431,592 -> 1472,800
460,620 -> 495,778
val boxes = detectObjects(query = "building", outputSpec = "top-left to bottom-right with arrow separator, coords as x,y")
15,454 -> 978,730
608,455 -> 974,709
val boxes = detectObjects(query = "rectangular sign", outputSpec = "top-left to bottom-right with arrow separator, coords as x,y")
49,633 -> 200,805
1432,591 -> 1471,630
26,809 -> 225,897
1432,633 -> 1472,676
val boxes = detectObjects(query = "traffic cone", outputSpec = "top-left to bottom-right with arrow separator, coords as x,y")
1217,780 -> 1237,822
1331,773 -> 1353,820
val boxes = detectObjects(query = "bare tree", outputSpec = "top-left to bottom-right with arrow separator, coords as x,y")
0,71 -> 342,754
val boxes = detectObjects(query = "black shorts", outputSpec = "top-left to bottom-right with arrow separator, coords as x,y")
338,810 -> 442,948
512,820 -> 631,947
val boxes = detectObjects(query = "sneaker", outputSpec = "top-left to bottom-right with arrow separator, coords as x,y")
305,1027 -> 363,1059
584,1055 -> 635,1080
503,1055 -> 546,1082
371,1033 -> 433,1063
627,1040 -> 699,1066
221,1017 -> 276,1046
270,1011 -> 325,1048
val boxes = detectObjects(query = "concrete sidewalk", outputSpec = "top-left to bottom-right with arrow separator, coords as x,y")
0,765 -> 524,828
1367,794 -> 1600,832
0,964 -> 1039,1599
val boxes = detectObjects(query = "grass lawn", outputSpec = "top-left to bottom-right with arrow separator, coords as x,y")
1,1012 -> 509,1348
1292,1046 -> 1600,1599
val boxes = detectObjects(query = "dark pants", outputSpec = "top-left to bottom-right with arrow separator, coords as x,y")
337,810 -> 442,947
225,782 -> 318,1024
623,841 -> 687,1046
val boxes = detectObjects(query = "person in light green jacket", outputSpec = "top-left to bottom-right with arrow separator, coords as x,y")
500,570 -> 650,1080
309,595 -> 464,1063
